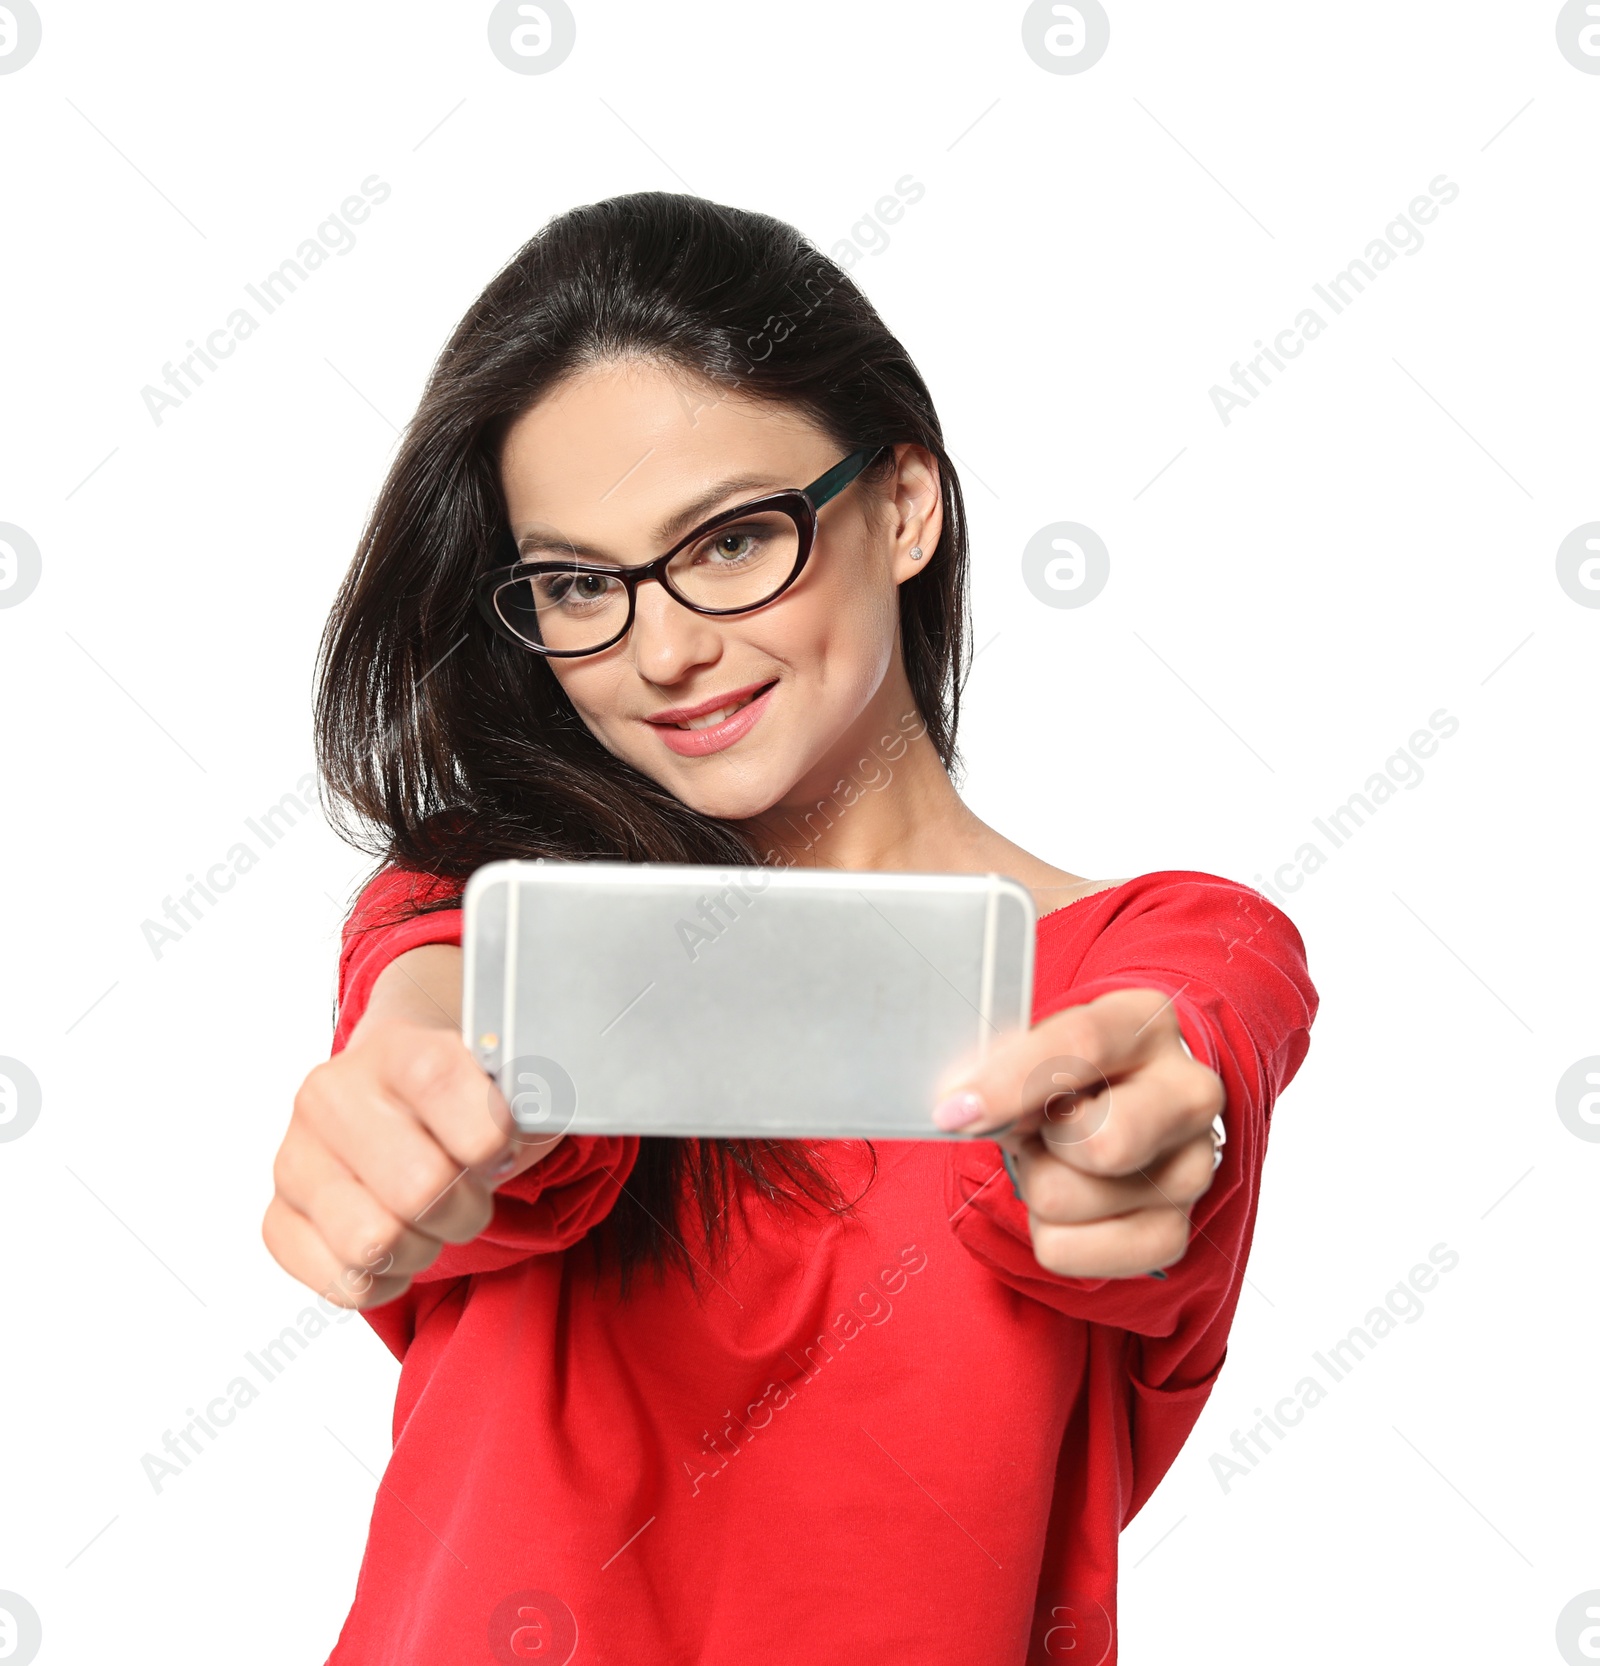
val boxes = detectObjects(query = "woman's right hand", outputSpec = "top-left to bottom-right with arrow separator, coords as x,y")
261,944 -> 562,1309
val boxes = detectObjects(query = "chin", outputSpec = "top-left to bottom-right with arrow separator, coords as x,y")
598,730 -> 775,823
663,774 -> 786,827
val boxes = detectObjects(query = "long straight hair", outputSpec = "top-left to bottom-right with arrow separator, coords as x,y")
315,191 -> 972,1293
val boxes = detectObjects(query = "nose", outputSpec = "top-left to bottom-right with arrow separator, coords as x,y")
626,575 -> 724,684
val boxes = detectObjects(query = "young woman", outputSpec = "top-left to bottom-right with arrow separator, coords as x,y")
264,192 -> 1318,1665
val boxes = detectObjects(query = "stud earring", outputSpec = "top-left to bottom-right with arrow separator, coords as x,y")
910,546 -> 924,562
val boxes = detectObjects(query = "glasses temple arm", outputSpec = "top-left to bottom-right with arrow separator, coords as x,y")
807,444 -> 892,510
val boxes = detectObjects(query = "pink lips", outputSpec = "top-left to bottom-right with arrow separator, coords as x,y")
647,681 -> 777,757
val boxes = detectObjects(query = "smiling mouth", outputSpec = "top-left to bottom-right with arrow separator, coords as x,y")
666,681 -> 777,730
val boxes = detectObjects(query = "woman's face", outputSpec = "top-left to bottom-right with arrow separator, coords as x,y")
497,360 -> 941,822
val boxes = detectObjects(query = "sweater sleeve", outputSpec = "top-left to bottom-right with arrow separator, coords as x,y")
943,873 -> 1318,1515
332,867 -> 639,1356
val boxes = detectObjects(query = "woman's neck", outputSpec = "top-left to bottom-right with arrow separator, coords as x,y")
740,661 -> 1093,912
747,725 -> 977,872
739,659 -> 1024,878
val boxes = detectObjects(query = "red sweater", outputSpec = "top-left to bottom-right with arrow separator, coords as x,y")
323,867 -> 1317,1665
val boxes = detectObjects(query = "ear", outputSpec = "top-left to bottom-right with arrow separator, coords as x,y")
885,444 -> 943,585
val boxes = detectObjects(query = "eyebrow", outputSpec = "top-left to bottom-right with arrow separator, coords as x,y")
514,472 -> 788,562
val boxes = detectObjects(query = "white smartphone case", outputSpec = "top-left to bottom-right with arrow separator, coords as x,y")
461,859 -> 1036,1140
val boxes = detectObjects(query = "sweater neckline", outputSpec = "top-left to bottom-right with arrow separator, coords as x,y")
1035,878 -> 1133,926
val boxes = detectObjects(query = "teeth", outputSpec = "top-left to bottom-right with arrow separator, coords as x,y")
667,683 -> 772,731
682,699 -> 746,731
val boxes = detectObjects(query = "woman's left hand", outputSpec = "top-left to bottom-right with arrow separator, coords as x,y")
932,988 -> 1227,1280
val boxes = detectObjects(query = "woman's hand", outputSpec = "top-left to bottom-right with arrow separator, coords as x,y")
262,945 -> 561,1310
932,988 -> 1226,1280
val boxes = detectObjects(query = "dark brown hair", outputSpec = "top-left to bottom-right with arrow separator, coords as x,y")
314,190 -> 972,1293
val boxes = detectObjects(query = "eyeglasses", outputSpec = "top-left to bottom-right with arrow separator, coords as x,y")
477,444 -> 890,657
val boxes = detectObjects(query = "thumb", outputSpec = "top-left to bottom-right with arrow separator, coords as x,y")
932,1020 -> 1113,1143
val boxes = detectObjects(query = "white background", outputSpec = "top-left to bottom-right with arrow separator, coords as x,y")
1,3 -> 1595,1662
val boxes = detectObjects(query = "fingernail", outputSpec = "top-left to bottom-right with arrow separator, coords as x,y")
1146,1269 -> 1168,1280
1001,1147 -> 1024,1201
934,1090 -> 986,1131
490,1152 -> 518,1178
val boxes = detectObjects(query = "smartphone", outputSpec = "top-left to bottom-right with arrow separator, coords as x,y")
461,859 -> 1036,1140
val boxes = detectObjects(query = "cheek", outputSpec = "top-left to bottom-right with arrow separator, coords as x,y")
550,660 -> 626,732
792,535 -> 900,659
773,560 -> 900,735
761,578 -> 893,701
824,551 -> 902,674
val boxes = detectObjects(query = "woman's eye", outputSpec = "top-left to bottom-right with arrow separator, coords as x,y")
708,532 -> 756,562
535,572 -> 610,608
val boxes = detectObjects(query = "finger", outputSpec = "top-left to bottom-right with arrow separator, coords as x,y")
490,1129 -> 569,1187
261,1195 -> 415,1311
273,1128 -> 446,1279
1007,1124 -> 1219,1225
1027,1201 -> 1195,1280
1033,1055 -> 1224,1179
933,988 -> 1181,1138
294,1064 -> 496,1244
375,1029 -> 521,1177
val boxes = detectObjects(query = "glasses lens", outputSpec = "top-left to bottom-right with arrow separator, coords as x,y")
494,565 -> 628,654
666,509 -> 801,612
